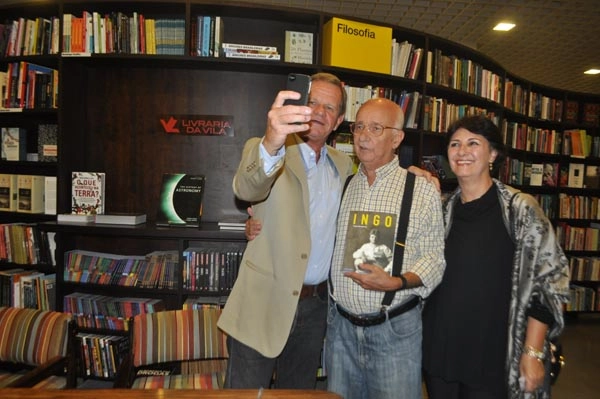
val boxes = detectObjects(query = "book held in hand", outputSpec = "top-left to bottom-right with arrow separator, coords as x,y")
95,213 -> 147,225
343,211 -> 397,274
156,174 -> 206,227
72,171 -> 105,215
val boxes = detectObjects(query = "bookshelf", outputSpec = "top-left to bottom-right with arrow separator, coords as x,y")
1,0 -> 599,382
499,83 -> 600,312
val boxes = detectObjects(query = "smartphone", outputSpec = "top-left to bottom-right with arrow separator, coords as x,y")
283,73 -> 311,106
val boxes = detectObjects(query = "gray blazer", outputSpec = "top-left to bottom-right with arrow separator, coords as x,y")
218,133 -> 354,357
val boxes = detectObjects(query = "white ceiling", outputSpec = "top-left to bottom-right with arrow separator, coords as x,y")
244,0 -> 600,96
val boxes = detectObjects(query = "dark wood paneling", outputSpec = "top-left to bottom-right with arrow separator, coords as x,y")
61,63 -> 286,222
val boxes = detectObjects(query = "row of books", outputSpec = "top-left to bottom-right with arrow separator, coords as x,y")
0,224 -> 55,266
182,248 -> 242,293
533,194 -> 557,220
1,62 -> 58,110
0,269 -> 56,310
191,15 -> 224,57
504,83 -> 599,127
420,96 -> 498,134
62,11 -> 185,55
1,124 -> 58,163
564,101 -> 600,127
64,292 -> 166,331
569,256 -> 600,282
427,48 -> 502,103
558,195 -> 600,220
0,16 -> 60,57
567,284 -> 599,312
501,121 -> 562,154
77,332 -> 129,379
0,174 -> 56,214
528,91 -> 564,122
342,85 -> 421,128
556,223 -> 600,251
63,249 -> 179,290
390,39 -> 423,79
503,79 -> 528,114
563,128 -> 593,157
500,159 -> 598,190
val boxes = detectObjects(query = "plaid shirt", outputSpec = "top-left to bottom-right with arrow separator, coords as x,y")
330,156 -> 446,315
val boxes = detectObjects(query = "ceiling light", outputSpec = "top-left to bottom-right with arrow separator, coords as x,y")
584,69 -> 600,75
493,22 -> 515,31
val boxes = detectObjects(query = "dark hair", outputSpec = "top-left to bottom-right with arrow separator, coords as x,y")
311,72 -> 347,117
446,114 -> 507,173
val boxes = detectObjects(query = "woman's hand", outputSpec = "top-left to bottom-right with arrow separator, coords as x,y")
519,352 -> 546,392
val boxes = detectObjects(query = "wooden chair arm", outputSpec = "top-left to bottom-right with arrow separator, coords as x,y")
7,355 -> 67,388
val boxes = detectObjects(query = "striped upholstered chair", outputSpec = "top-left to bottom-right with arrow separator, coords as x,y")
114,307 -> 227,389
0,306 -> 76,388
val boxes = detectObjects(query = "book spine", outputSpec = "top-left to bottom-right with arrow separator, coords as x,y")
223,52 -> 280,60
221,42 -> 277,52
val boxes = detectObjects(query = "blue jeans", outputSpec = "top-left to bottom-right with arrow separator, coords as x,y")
325,302 -> 423,399
224,294 -> 328,389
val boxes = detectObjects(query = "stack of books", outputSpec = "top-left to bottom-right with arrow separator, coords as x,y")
217,219 -> 246,231
221,42 -> 280,61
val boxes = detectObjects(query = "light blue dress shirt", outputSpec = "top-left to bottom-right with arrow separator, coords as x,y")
260,139 -> 342,284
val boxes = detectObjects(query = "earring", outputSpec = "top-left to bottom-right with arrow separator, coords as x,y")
489,162 -> 493,171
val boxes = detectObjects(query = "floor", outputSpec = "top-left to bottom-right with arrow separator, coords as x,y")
551,313 -> 600,398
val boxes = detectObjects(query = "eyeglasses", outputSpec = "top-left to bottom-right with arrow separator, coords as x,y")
349,122 -> 402,137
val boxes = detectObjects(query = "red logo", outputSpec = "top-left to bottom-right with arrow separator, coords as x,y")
159,115 -> 234,136
160,116 -> 180,134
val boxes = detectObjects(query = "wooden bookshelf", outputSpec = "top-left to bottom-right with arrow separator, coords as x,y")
1,0 -> 600,383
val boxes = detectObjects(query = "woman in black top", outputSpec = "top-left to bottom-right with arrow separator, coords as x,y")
422,115 -> 570,399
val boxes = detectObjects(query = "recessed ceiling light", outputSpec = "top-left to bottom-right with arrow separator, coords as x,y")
584,69 -> 600,75
493,23 -> 515,31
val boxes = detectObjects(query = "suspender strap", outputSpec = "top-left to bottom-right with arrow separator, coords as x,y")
329,174 -> 355,293
381,172 -> 416,307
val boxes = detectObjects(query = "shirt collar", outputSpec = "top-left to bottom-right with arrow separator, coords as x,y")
358,155 -> 400,180
298,141 -> 329,170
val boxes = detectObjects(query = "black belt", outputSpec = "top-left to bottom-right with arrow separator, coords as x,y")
335,296 -> 420,327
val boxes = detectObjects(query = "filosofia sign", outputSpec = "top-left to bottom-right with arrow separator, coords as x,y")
159,115 -> 234,136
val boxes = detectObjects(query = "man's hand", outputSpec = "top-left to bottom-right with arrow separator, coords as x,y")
408,165 -> 441,193
343,264 -> 400,292
262,91 -> 312,155
245,206 -> 262,241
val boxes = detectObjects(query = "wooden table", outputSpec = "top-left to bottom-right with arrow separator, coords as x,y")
0,389 -> 343,399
